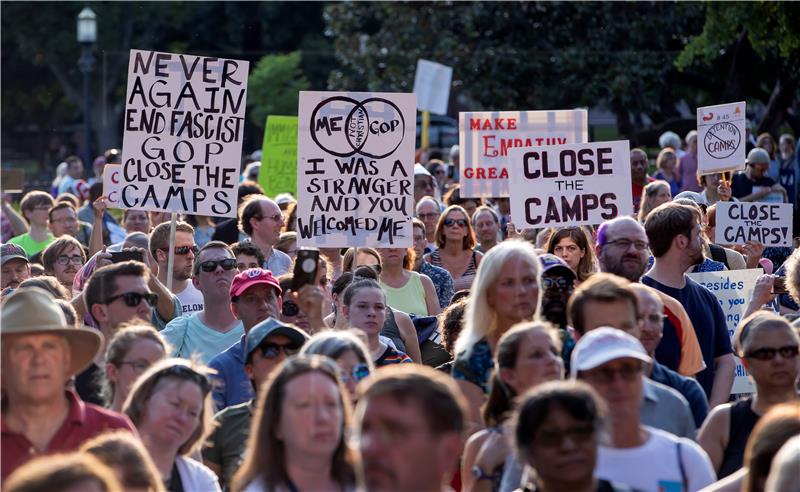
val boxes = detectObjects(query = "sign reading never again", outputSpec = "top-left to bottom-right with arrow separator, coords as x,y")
120,49 -> 249,217
296,92 -> 416,247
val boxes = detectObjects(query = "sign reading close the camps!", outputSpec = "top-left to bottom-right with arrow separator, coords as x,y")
715,201 -> 793,247
103,164 -> 123,207
296,92 -> 416,248
259,115 -> 299,197
413,59 -> 453,116
120,49 -> 249,217
508,140 -> 633,228
697,101 -> 746,174
459,109 -> 588,198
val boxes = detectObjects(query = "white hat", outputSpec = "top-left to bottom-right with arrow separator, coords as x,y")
414,163 -> 432,176
570,327 -> 651,378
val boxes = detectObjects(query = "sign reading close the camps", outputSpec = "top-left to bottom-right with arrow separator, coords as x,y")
715,201 -> 793,247
103,164 -> 123,207
259,115 -> 299,198
120,49 -> 249,217
296,91 -> 416,248
508,140 -> 633,228
697,101 -> 746,174
459,109 -> 588,198
413,59 -> 452,115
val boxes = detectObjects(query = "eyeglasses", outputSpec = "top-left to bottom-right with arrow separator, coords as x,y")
56,255 -> 84,266
443,218 -> 467,227
418,213 -> 439,221
542,276 -> 573,291
534,425 -> 595,448
581,363 -> 643,384
604,239 -> 649,251
282,300 -> 300,317
258,341 -> 301,359
258,213 -> 285,223
644,313 -> 666,324
154,364 -> 211,395
339,363 -> 371,385
164,245 -> 199,256
745,345 -> 799,361
105,291 -> 158,307
199,258 -> 237,272
119,359 -> 152,374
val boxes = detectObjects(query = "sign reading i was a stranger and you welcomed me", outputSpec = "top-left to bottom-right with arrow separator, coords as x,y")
296,92 -> 416,248
715,201 -> 793,247
120,49 -> 249,217
259,115 -> 299,198
697,101 -> 746,174
508,140 -> 633,228
459,109 -> 588,198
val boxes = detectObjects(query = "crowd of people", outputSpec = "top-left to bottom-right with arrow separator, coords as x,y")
1,128 -> 799,492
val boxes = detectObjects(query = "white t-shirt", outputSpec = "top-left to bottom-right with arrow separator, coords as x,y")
175,455 -> 220,492
175,281 -> 204,316
596,426 -> 715,492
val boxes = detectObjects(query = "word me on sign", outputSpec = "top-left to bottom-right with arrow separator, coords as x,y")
459,109 -> 588,198
259,115 -> 299,198
508,140 -> 632,228
121,49 -> 249,217
697,101 -> 746,174
296,92 -> 416,248
715,202 -> 793,247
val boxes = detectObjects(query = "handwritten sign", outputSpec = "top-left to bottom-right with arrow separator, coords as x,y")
413,59 -> 452,115
688,269 -> 762,394
259,115 -> 298,198
508,140 -> 632,228
715,202 -> 793,247
103,164 -> 123,208
296,92 -> 415,247
120,49 -> 249,217
459,109 -> 588,198
697,101 -> 746,174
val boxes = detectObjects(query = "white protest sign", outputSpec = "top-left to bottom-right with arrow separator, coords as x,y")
697,101 -> 746,174
507,140 -> 632,228
413,60 -> 452,115
687,269 -> 763,394
120,49 -> 249,217
715,202 -> 793,247
296,92 -> 416,248
459,109 -> 588,198
103,164 -> 123,208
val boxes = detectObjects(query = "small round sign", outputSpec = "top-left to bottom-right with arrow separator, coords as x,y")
703,122 -> 741,160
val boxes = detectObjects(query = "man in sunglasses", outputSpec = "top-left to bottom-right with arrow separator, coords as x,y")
238,195 -> 292,276
162,241 -> 243,364
150,221 -> 204,316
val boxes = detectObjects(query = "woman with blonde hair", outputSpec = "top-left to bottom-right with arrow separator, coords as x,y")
300,329 -> 375,404
81,430 -> 165,492
652,147 -> 681,196
637,179 -> 672,223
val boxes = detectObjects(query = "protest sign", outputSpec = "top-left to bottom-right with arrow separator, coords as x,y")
120,49 -> 249,217
259,115 -> 298,198
1,169 -> 24,193
296,92 -> 416,248
459,109 -> 588,198
687,269 -> 763,394
715,202 -> 793,247
697,101 -> 746,174
103,164 -> 123,208
413,59 -> 452,115
507,140 -> 632,228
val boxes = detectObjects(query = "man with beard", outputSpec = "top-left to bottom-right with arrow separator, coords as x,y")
595,216 -> 705,378
642,203 -> 735,408
149,221 -> 202,316
538,253 -> 576,370
1,243 -> 31,294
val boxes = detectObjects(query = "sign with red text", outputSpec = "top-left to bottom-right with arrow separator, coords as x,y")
296,91 -> 416,248
459,109 -> 588,198
697,101 -> 746,174
103,164 -> 123,208
715,202 -> 793,247
508,140 -> 632,228
120,49 -> 249,217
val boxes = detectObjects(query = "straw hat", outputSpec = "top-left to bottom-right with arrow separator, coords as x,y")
1,288 -> 103,375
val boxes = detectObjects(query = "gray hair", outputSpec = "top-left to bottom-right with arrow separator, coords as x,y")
300,329 -> 375,373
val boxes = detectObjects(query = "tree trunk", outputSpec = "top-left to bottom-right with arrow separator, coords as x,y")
756,75 -> 799,136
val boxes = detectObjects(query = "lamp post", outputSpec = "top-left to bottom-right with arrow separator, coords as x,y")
77,7 -> 96,168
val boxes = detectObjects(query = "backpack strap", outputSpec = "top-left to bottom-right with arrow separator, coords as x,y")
708,243 -> 730,269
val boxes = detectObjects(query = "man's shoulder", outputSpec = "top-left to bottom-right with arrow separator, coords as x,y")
162,313 -> 195,335
214,401 -> 252,422
209,339 -> 243,369
645,378 -> 690,408
81,401 -> 136,432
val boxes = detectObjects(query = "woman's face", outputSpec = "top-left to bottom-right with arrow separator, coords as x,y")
277,371 -> 343,458
553,237 -> 584,272
743,327 -> 800,388
378,248 -> 406,268
336,349 -> 367,405
527,406 -> 597,486
108,338 -> 166,404
761,139 -> 774,154
125,210 -> 150,233
660,155 -> 676,172
343,287 -> 386,338
442,211 -> 468,247
651,186 -> 672,208
462,200 -> 479,218
138,379 -> 203,450
502,331 -> 563,394
356,251 -> 380,268
51,244 -> 84,288
487,256 -> 540,326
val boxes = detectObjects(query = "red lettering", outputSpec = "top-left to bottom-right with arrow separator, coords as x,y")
469,118 -> 482,131
476,168 -> 486,179
508,118 -> 517,130
500,168 -> 508,178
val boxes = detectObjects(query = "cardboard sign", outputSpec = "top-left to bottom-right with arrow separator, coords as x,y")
259,115 -> 298,198
508,140 -> 632,228
103,164 -> 123,208
459,109 -> 588,198
697,101 -> 746,174
413,59 -> 452,115
296,91 -> 416,248
687,269 -> 763,394
715,202 -> 793,247
1,169 -> 25,193
120,49 -> 249,217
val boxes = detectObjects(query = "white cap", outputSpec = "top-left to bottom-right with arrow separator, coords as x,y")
570,327 -> 651,378
414,163 -> 432,176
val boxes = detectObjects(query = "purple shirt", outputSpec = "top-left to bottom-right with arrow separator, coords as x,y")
679,152 -> 701,192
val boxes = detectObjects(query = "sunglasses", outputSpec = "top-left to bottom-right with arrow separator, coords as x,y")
339,363 -> 371,385
534,425 -> 595,448
745,345 -> 799,361
155,364 -> 212,395
105,291 -> 158,308
258,341 -> 301,359
165,245 -> 199,256
542,276 -> 573,291
443,218 -> 467,227
199,258 -> 237,272
282,300 -> 300,317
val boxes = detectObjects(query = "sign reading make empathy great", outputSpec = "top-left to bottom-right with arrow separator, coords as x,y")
296,92 -> 416,248
120,49 -> 249,217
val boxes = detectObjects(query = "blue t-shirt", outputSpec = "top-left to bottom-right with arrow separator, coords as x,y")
208,336 -> 253,411
651,362 -> 709,428
162,313 -> 244,364
642,275 -> 733,398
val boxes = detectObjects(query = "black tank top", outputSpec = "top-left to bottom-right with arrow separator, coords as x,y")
718,397 -> 760,478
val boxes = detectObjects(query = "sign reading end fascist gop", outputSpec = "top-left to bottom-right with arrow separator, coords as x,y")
120,50 -> 249,217
296,92 -> 416,248
508,140 -> 633,228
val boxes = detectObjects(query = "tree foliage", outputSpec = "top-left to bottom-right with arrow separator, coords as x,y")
247,51 -> 310,129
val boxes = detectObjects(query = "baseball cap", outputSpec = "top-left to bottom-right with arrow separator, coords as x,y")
673,191 -> 708,207
230,268 -> 281,300
244,317 -> 310,360
539,253 -> 576,278
747,148 -> 770,166
570,327 -> 651,378
414,163 -> 432,177
1,243 -> 29,266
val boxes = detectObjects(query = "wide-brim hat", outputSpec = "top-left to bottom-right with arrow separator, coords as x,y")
2,287 -> 103,375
